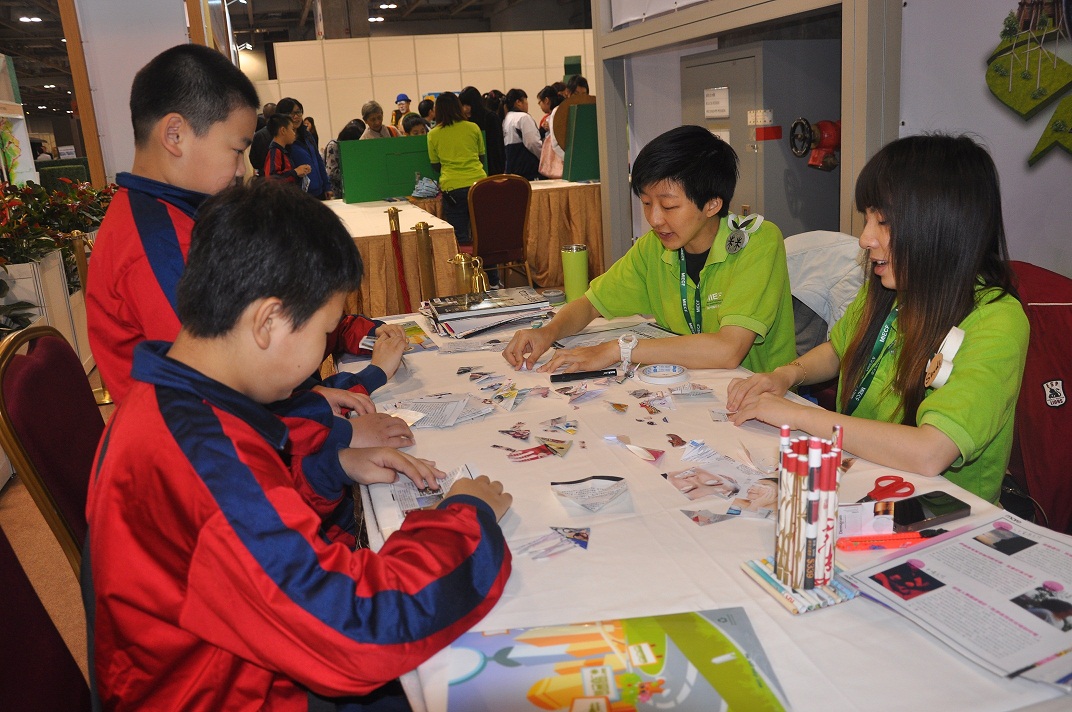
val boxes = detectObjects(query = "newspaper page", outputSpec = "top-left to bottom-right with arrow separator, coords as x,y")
367,464 -> 477,537
846,513 -> 1072,691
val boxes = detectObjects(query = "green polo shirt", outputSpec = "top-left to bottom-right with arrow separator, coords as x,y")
587,217 -> 795,374
427,121 -> 486,192
830,285 -> 1028,503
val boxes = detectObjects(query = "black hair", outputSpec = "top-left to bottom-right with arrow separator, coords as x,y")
537,85 -> 564,112
504,88 -> 528,112
130,44 -> 258,146
458,86 -> 487,122
337,119 -> 366,142
434,92 -> 465,127
551,81 -> 567,95
401,114 -> 428,134
483,90 -> 504,118
275,98 -> 310,142
841,133 -> 1017,423
630,125 -> 738,215
566,75 -> 589,94
417,99 -> 434,118
177,181 -> 362,337
266,113 -> 291,139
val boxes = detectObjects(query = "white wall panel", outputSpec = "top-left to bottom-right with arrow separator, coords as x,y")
323,39 -> 373,78
415,36 -> 462,73
373,74 -> 419,113
327,77 -> 376,139
501,32 -> 546,69
418,72 -> 464,98
275,41 -> 326,82
543,29 -> 585,69
370,37 -> 417,75
459,34 -> 504,71
460,69 -> 506,94
254,80 -> 282,107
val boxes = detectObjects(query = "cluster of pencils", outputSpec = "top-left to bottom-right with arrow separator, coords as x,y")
774,425 -> 844,591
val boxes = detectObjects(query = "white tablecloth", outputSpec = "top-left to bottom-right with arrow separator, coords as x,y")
344,317 -> 1059,712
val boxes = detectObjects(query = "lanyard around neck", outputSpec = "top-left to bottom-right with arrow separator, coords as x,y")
678,248 -> 702,334
845,307 -> 898,416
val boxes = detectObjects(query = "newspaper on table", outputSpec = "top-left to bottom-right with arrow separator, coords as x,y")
367,464 -> 476,538
556,321 -> 675,350
384,393 -> 492,428
845,512 -> 1072,692
551,475 -> 629,512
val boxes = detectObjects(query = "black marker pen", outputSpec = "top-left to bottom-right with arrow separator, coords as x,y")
550,368 -> 619,383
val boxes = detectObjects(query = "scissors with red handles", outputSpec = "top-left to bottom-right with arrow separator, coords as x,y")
857,475 -> 915,503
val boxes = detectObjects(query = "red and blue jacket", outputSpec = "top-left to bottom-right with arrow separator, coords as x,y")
265,141 -> 301,184
85,341 -> 510,710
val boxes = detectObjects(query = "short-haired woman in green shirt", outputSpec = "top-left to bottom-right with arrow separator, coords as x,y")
727,134 -> 1028,503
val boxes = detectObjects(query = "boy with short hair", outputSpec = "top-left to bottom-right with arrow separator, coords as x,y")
264,113 -> 312,184
401,113 -> 429,136
85,180 -> 513,710
504,125 -> 795,374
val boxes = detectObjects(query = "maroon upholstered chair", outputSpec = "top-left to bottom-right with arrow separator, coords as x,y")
0,525 -> 91,710
1006,261 -> 1072,533
467,173 -> 534,287
0,325 -> 104,577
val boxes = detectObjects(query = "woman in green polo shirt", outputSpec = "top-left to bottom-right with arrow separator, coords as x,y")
727,134 -> 1028,503
427,91 -> 486,245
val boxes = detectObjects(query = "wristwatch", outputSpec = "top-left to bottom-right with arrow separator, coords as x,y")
618,333 -> 638,373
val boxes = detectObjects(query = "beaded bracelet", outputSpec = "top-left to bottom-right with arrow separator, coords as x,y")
789,359 -> 807,387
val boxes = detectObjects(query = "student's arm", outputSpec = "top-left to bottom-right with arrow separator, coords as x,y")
521,115 -> 542,156
502,296 -> 599,370
729,390 -> 961,477
543,325 -> 759,373
180,450 -> 512,697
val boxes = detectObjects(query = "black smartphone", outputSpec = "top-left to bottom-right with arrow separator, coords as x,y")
892,491 -> 971,533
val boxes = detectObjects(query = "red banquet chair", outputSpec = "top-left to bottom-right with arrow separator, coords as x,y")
0,325 -> 104,577
466,174 -> 534,288
1006,261 -> 1072,534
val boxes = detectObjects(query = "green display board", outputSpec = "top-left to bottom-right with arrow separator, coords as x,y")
340,134 -> 435,203
563,103 -> 599,181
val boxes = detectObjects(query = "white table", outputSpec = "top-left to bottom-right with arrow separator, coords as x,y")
344,317 -> 1061,712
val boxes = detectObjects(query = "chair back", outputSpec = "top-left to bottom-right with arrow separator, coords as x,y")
0,326 -> 104,576
468,174 -> 531,266
0,525 -> 91,711
1007,261 -> 1072,534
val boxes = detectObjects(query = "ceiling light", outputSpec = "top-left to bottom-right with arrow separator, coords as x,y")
20,16 -> 42,22
61,38 -> 66,43
37,105 -> 46,109
379,3 -> 397,8
44,84 -> 55,89
67,110 -> 72,114
369,16 -> 385,22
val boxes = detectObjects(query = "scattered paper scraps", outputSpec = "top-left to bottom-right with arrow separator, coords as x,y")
512,532 -> 577,560
550,526 -> 590,549
727,476 -> 779,520
636,418 -> 656,426
668,382 -> 716,400
590,377 -> 611,387
479,381 -> 506,391
552,475 -> 629,513
528,386 -> 550,399
436,339 -> 509,354
555,383 -> 607,406
682,509 -> 736,526
498,422 -> 530,441
710,408 -> 730,422
664,467 -> 741,501
457,366 -> 477,375
537,437 -> 573,457
607,401 -> 630,413
388,393 -> 492,428
629,388 -> 653,399
541,416 -> 578,434
580,440 -> 587,449
839,457 -> 857,474
667,433 -> 686,447
605,435 -> 665,463
738,440 -> 778,474
491,382 -> 520,410
381,408 -> 426,427
468,372 -> 492,381
507,444 -> 553,462
642,395 -> 675,412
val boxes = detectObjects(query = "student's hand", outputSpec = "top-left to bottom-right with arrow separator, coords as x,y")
725,371 -> 794,413
338,447 -> 443,490
444,475 -> 512,522
296,164 -> 312,176
370,327 -> 407,380
349,412 -> 414,449
313,386 -> 377,417
537,341 -> 617,373
324,191 -> 334,200
729,391 -> 809,430
503,327 -> 558,370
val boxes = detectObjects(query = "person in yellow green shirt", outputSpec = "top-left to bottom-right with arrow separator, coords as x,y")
727,134 -> 1028,503
503,124 -> 795,374
427,91 -> 486,245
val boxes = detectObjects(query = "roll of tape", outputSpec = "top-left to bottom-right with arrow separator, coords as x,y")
924,326 -> 965,388
638,364 -> 689,385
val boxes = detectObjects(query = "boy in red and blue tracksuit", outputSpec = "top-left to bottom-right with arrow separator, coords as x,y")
85,179 -> 513,711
